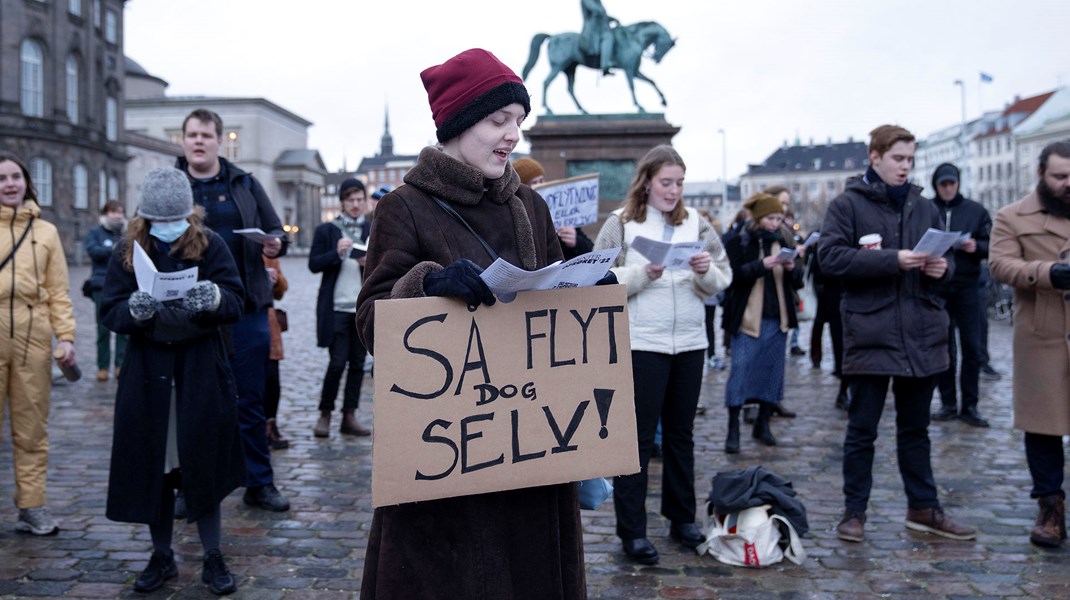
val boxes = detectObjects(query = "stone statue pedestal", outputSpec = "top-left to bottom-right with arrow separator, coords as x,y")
524,114 -> 680,221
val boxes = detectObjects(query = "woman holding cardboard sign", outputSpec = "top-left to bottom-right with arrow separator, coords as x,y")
593,144 -> 732,565
354,49 -> 586,599
722,193 -> 804,454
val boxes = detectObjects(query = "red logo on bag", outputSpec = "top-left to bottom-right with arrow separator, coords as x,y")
743,542 -> 760,566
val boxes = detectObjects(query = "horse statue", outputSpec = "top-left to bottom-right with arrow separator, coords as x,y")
522,21 -> 676,115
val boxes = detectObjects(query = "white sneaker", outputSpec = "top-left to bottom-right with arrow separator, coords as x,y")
16,506 -> 59,535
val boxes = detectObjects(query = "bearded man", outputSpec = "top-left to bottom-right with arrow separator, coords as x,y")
989,140 -> 1070,548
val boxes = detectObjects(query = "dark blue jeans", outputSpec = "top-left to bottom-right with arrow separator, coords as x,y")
230,309 -> 273,488
615,349 -> 704,541
1025,432 -> 1066,498
937,282 -> 983,411
843,375 -> 939,512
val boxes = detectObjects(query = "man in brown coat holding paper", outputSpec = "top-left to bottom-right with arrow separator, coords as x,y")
989,140 -> 1070,548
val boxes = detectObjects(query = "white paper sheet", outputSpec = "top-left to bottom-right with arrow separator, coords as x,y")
133,242 -> 199,301
913,228 -> 963,257
480,247 -> 621,300
629,236 -> 704,270
775,248 -> 798,264
233,228 -> 284,243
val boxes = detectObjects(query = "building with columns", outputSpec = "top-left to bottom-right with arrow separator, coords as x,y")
122,59 -> 326,248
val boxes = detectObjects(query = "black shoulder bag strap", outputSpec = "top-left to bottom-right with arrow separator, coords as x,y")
0,217 -> 35,274
431,196 -> 499,262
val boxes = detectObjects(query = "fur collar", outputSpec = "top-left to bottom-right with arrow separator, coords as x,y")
404,147 -> 520,206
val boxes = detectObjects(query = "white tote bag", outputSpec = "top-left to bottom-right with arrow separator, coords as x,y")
696,503 -> 806,568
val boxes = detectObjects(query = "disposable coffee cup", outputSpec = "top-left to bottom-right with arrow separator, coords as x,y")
859,234 -> 882,250
53,347 -> 81,382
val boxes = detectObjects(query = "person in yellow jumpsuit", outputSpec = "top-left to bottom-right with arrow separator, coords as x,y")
0,151 -> 77,536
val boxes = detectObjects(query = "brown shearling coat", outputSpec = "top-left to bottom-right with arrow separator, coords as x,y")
989,191 -> 1070,435
355,147 -> 585,600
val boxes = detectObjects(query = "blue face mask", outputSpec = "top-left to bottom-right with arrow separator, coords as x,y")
150,219 -> 190,243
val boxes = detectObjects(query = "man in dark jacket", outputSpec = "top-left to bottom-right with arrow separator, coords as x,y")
84,200 -> 128,381
308,178 -> 372,438
929,163 -> 992,427
176,108 -> 290,513
818,125 -> 976,544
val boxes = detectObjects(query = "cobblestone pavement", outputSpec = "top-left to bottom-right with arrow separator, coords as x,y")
0,256 -> 1067,599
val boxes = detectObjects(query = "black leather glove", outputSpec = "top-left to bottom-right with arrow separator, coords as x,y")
129,291 -> 158,321
182,281 -> 221,313
423,259 -> 496,307
595,271 -> 618,286
1051,264 -> 1070,289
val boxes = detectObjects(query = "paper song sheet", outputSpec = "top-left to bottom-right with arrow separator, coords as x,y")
133,242 -> 199,301
480,247 -> 621,301
913,228 -> 963,257
233,228 -> 284,243
629,236 -> 704,270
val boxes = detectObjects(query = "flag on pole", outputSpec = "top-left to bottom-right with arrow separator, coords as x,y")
980,72 -> 994,83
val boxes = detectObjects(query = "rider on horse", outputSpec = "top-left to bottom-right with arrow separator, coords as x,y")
580,0 -> 618,74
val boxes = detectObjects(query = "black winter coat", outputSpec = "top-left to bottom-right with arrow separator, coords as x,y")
309,218 -> 369,347
84,224 -> 122,292
930,194 -> 991,286
101,232 -> 246,524
817,176 -> 952,377
723,228 -> 803,336
175,156 -> 287,312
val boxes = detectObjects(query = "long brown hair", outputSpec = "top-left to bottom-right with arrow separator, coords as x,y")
121,212 -> 210,271
0,151 -> 38,204
620,145 -> 688,225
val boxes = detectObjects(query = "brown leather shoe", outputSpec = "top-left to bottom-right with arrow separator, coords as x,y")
1030,495 -> 1066,548
836,510 -> 866,542
313,412 -> 331,438
340,410 -> 371,436
96,369 -> 109,382
905,507 -> 976,540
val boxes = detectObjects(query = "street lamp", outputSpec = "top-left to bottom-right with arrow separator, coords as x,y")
718,128 -> 727,227
954,79 -> 968,193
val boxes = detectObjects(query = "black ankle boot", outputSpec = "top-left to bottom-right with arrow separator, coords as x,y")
752,403 -> 777,446
725,407 -> 740,454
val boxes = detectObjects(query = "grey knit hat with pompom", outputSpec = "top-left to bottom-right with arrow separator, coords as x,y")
137,168 -> 193,220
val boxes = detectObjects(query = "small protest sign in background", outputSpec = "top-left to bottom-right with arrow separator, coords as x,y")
371,284 -> 638,507
535,173 -> 599,228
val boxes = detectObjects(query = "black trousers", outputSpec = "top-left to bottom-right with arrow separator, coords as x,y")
319,311 -> 367,412
614,349 -> 704,541
265,359 -> 281,420
704,305 -> 718,359
843,375 -> 940,512
810,287 -> 844,376
937,282 -> 983,411
1025,432 -> 1066,498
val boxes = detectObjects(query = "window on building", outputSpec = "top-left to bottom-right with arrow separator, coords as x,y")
66,54 -> 80,123
73,164 -> 88,209
104,10 -> 118,43
791,182 -> 801,193
69,0 -> 82,16
844,159 -> 855,169
31,159 -> 53,207
996,163 -> 1002,180
166,129 -> 182,145
98,168 -> 107,207
224,131 -> 239,161
20,40 -> 44,117
105,96 -> 118,141
389,170 -> 397,182
987,164 -> 992,181
808,181 -> 819,196
108,174 -> 119,201
827,180 -> 836,191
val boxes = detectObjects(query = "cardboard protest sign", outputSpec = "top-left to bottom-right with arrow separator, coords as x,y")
371,284 -> 638,507
534,173 -> 599,228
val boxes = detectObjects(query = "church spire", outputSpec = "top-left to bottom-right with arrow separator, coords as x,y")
380,102 -> 394,157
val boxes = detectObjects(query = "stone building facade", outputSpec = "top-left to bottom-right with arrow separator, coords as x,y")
1,0 -> 129,260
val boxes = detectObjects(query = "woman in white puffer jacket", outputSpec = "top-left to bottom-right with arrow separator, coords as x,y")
593,144 -> 732,565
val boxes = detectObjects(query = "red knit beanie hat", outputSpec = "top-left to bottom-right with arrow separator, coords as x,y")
421,48 -> 531,143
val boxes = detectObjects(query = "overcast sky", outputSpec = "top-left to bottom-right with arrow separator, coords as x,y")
124,0 -> 1068,183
